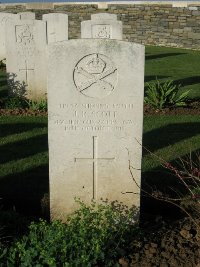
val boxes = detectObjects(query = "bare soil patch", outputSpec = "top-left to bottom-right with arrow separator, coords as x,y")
144,101 -> 200,116
117,217 -> 200,267
0,108 -> 47,116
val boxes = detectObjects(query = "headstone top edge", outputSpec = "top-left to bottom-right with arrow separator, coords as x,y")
91,13 -> 118,21
48,38 -> 145,49
42,13 -> 69,19
81,20 -> 122,24
0,12 -> 17,15
6,19 -> 46,25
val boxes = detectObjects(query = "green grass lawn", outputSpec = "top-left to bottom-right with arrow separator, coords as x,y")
145,46 -> 200,99
0,116 -> 48,216
0,115 -> 200,216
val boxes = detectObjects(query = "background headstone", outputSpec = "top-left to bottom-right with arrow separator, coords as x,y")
48,39 -> 144,219
18,12 -> 35,20
42,13 -> 68,44
6,19 -> 47,100
0,13 -> 19,61
81,13 -> 122,40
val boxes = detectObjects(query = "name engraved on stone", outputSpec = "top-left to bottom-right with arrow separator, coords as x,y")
73,53 -> 117,99
92,25 -> 111,39
74,136 -> 115,199
55,103 -> 135,131
15,25 -> 34,45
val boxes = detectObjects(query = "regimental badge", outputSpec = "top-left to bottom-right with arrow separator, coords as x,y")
73,53 -> 118,99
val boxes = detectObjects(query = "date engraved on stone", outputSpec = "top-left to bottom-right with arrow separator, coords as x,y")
73,53 -> 118,99
92,25 -> 111,39
15,25 -> 34,45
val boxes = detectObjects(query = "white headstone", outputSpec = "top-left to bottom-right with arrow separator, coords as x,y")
81,13 -> 122,40
0,13 -> 19,61
48,39 -> 144,219
18,12 -> 35,20
6,19 -> 47,100
42,13 -> 68,44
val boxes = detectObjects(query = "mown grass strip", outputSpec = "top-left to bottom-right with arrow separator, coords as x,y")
0,152 -> 48,178
142,115 -> 200,171
145,46 -> 200,99
0,128 -> 47,146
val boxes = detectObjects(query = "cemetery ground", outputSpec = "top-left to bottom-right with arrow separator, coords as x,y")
0,46 -> 200,266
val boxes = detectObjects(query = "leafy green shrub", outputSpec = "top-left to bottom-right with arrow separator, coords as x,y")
7,200 -> 138,266
4,97 -> 27,109
144,79 -> 190,109
0,245 -> 7,267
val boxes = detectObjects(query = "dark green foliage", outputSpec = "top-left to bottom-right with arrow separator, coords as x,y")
144,79 -> 190,109
4,97 -> 27,109
4,200 -> 138,267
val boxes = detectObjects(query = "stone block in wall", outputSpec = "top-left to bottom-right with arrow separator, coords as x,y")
26,3 -> 53,10
189,7 -> 198,11
188,32 -> 200,39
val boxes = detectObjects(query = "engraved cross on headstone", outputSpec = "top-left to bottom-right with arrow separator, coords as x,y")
19,60 -> 34,84
74,136 -> 115,200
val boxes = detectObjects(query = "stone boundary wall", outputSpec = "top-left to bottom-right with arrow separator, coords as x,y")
1,2 -> 200,49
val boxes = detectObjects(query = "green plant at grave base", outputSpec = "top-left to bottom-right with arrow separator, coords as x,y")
0,59 -> 6,70
7,200 -> 139,266
4,97 -> 28,109
26,99 -> 47,111
144,78 -> 190,109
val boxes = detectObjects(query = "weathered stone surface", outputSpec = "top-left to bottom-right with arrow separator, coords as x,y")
42,13 -> 68,44
81,13 -> 122,40
0,12 -> 19,61
6,19 -> 47,100
18,12 -> 35,20
26,3 -> 53,10
48,39 -> 144,219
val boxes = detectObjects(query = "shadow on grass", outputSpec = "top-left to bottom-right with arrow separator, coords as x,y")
0,133 -> 48,164
143,122 -> 200,156
140,147 -> 200,221
0,119 -> 48,218
0,122 -> 47,138
144,75 -> 170,83
0,164 -> 49,218
146,52 -> 186,61
174,76 -> 200,87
